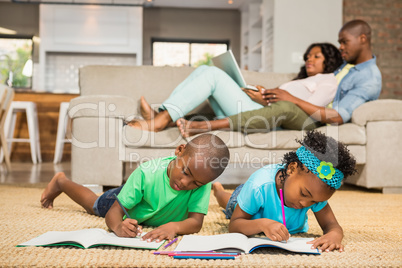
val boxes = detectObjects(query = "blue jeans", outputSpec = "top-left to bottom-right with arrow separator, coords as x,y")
92,185 -> 124,217
223,184 -> 244,219
160,65 -> 263,122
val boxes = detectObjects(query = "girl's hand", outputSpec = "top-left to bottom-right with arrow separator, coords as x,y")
307,231 -> 344,252
242,85 -> 269,106
260,219 -> 290,242
262,88 -> 297,104
114,218 -> 142,238
141,223 -> 177,243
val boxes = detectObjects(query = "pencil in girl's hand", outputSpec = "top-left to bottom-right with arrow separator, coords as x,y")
279,189 -> 286,227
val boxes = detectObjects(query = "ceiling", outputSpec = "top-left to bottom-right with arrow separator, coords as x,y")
8,0 -> 247,9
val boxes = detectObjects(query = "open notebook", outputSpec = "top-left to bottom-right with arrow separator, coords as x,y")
174,233 -> 320,254
17,228 -> 164,250
212,50 -> 259,91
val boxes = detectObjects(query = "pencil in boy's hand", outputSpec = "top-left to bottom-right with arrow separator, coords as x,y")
114,193 -> 131,219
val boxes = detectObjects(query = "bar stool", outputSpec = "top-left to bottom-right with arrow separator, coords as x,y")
3,101 -> 42,164
53,102 -> 71,164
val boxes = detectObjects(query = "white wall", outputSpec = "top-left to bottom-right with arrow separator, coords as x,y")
273,0 -> 342,73
39,4 -> 143,92
142,8 -> 241,66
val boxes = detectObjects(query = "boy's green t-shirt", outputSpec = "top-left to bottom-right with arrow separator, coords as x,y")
117,156 -> 211,227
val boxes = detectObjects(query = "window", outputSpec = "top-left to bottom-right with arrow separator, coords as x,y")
0,35 -> 33,89
152,38 -> 228,67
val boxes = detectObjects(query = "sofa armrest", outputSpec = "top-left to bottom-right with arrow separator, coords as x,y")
68,95 -> 138,119
351,99 -> 402,126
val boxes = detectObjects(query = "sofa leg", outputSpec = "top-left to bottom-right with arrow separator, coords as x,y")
382,187 -> 402,194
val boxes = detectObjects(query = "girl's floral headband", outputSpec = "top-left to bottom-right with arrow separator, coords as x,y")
296,146 -> 344,189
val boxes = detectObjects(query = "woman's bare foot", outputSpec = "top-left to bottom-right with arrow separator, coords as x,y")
127,119 -> 152,130
176,118 -> 212,137
40,172 -> 68,209
140,96 -> 158,120
127,110 -> 173,132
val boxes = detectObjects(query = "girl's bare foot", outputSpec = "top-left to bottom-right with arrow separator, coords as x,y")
40,172 -> 67,209
212,182 -> 225,197
140,96 -> 158,120
212,182 -> 231,209
176,118 -> 211,138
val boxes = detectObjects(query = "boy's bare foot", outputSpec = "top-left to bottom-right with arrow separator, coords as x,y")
40,172 -> 67,209
140,96 -> 157,120
177,118 -> 211,137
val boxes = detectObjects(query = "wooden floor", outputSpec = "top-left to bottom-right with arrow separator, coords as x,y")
0,161 -> 71,184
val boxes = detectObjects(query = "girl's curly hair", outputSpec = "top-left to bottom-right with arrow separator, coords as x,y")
294,43 -> 343,80
279,130 -> 357,190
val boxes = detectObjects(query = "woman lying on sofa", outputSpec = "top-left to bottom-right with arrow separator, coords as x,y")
128,42 -> 343,134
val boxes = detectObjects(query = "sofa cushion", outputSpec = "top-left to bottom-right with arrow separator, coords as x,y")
352,99 -> 402,126
241,70 -> 296,89
186,130 -> 245,148
69,95 -> 137,119
244,123 -> 366,149
123,127 -> 244,148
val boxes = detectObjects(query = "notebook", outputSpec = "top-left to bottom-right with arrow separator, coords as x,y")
174,233 -> 320,254
17,228 -> 164,250
212,50 -> 259,91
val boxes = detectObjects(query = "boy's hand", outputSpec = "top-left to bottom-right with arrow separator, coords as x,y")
307,231 -> 344,252
260,219 -> 290,242
114,218 -> 142,238
141,223 -> 177,243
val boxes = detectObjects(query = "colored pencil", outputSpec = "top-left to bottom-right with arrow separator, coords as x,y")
154,251 -> 215,255
279,189 -> 287,227
113,193 -> 131,219
163,237 -> 178,249
173,255 -> 235,260
169,253 -> 239,257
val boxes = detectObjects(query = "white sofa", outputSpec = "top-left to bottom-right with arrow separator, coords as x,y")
68,65 -> 402,193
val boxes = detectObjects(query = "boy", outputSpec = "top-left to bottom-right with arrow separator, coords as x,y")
41,134 -> 229,243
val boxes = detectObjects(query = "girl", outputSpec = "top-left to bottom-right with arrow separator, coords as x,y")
213,130 -> 356,252
130,43 -> 343,132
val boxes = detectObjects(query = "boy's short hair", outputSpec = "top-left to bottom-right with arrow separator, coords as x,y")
184,134 -> 230,178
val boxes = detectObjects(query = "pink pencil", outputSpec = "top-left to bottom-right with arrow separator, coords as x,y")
279,189 -> 287,227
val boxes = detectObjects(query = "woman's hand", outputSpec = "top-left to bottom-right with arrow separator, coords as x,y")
262,88 -> 298,104
141,222 -> 177,242
307,231 -> 344,252
242,85 -> 269,106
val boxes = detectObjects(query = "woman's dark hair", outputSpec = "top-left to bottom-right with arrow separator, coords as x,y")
279,130 -> 357,190
294,43 -> 343,80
